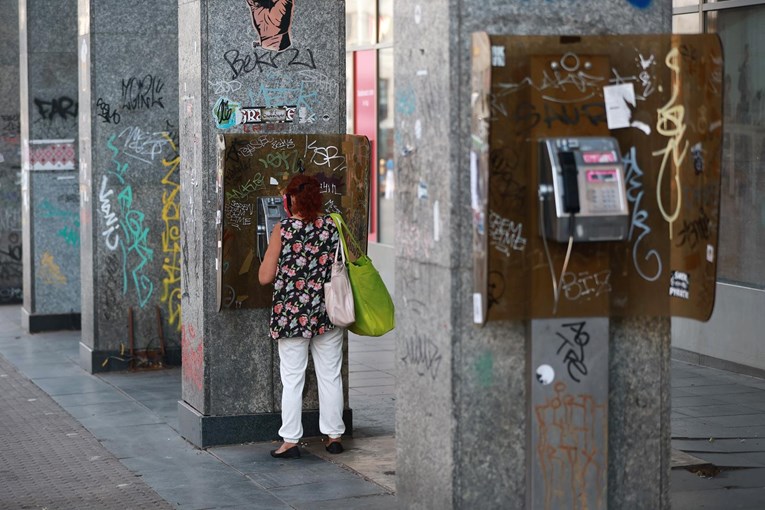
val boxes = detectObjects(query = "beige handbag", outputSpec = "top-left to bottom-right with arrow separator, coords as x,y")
324,235 -> 355,327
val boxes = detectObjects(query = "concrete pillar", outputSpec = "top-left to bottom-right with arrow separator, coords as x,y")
18,0 -> 80,332
177,1 -> 348,447
77,1 -> 180,371
394,1 -> 672,509
0,0 -> 21,305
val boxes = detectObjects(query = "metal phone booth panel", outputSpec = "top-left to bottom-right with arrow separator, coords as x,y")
215,134 -> 371,311
470,34 -> 723,510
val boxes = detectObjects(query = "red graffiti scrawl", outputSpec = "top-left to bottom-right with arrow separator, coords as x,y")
181,324 -> 204,391
245,0 -> 294,52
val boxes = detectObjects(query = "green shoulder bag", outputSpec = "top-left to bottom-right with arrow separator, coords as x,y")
329,213 -> 395,337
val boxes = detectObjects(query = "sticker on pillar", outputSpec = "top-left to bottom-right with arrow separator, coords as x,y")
240,106 -> 296,124
691,142 -> 704,174
417,180 -> 428,200
434,200 -> 440,241
213,98 -> 296,129
213,97 -> 240,129
536,364 -> 555,385
473,293 -> 483,324
29,140 -> 76,171
603,83 -> 651,134
706,244 -> 714,263
245,0 -> 294,52
491,46 -> 505,67
603,84 -> 634,129
669,270 -> 690,300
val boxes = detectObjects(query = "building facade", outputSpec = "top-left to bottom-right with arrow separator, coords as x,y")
672,0 -> 765,375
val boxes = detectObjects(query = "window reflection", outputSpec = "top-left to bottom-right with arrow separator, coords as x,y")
673,13 -> 700,33
713,7 -> 765,287
346,54 -> 354,134
378,0 -> 393,44
378,48 -> 395,245
346,0 -> 376,47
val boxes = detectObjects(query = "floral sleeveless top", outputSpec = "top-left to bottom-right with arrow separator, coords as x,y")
270,215 -> 338,340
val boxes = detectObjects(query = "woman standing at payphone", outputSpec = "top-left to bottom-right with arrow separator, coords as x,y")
258,175 -> 345,458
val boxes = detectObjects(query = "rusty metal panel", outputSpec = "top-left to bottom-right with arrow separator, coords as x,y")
216,134 -> 370,310
471,34 -> 723,322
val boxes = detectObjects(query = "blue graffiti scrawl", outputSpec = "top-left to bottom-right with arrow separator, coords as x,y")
626,0 -> 652,8
106,134 -> 154,308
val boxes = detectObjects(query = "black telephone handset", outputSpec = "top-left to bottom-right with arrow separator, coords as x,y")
558,151 -> 580,215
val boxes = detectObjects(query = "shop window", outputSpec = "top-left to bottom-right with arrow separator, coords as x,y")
347,0 -> 376,47
673,13 -> 701,33
709,6 -> 765,287
377,48 -> 395,245
378,0 -> 393,44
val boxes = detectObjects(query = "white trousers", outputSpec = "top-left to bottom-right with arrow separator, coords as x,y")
278,327 -> 345,443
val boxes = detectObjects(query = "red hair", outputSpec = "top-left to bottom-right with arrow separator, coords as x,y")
285,175 -> 322,220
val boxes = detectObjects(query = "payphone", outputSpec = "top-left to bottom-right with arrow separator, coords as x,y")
538,137 -> 629,243
256,196 -> 287,262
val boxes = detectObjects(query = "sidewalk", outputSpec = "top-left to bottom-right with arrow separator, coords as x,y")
2,301 -> 765,509
0,304 -> 395,510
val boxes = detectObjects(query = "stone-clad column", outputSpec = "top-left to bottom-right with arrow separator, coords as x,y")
78,1 -> 180,371
394,1 -> 672,508
177,0 -> 348,447
19,0 -> 80,332
0,0 -> 21,305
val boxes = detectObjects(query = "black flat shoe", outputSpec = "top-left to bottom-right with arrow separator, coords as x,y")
270,445 -> 301,458
325,441 -> 344,454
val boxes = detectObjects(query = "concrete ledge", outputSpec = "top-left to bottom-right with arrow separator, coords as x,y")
177,400 -> 354,448
672,346 -> 765,380
79,341 -> 182,374
21,307 -> 81,333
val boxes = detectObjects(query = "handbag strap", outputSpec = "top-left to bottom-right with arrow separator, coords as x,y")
329,213 -> 363,261
334,224 -> 346,264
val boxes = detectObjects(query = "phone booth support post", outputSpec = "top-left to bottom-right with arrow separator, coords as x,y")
472,33 -> 723,509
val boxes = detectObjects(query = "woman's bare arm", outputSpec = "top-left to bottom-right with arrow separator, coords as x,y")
258,222 -> 282,285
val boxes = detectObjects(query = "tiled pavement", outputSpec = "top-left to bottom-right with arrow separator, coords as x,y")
3,300 -> 765,509
671,360 -> 765,510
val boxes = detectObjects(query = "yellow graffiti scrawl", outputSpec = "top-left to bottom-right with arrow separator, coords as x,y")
40,252 -> 67,285
160,133 -> 182,331
653,46 -> 688,240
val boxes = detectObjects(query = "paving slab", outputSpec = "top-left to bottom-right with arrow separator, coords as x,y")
673,395 -> 730,407
676,404 -> 765,418
704,413 -> 765,427
673,438 -> 765,454
672,449 -> 711,468
269,478 -> 388,506
682,384 -> 762,396
686,452 -> 765,468
292,493 -> 398,509
671,469 -> 730,491
304,435 -> 397,492
671,486 -> 765,510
